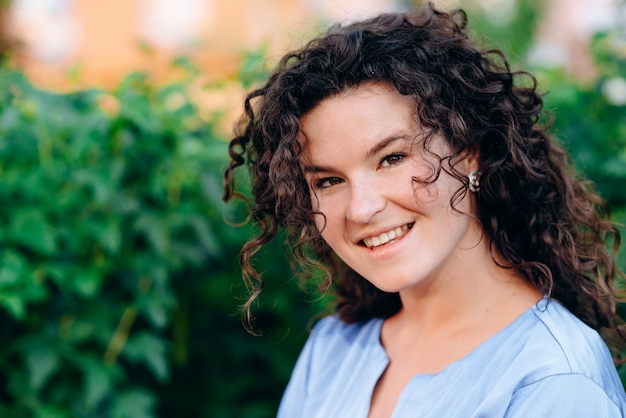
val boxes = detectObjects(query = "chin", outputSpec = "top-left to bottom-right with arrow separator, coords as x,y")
370,279 -> 418,294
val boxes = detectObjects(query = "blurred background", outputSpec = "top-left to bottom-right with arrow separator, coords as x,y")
0,0 -> 624,417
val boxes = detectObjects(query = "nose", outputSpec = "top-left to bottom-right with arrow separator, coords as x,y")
346,176 -> 386,224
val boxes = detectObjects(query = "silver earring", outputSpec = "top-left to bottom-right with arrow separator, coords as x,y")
468,170 -> 481,192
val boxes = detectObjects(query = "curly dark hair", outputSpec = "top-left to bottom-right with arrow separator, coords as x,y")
223,3 -> 624,344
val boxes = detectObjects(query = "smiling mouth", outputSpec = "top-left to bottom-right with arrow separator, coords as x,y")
362,223 -> 414,249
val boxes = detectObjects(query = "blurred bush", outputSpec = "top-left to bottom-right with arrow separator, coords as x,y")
542,31 -> 626,207
0,63 -> 209,416
0,60 -> 324,417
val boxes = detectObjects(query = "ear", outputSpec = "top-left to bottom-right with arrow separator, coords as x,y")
464,148 -> 480,173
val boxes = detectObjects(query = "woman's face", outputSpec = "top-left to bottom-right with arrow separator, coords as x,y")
300,82 -> 483,294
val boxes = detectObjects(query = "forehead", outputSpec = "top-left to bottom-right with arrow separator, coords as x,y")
303,82 -> 414,120
299,83 -> 417,156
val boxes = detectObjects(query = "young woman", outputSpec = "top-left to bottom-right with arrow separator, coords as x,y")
223,4 -> 626,417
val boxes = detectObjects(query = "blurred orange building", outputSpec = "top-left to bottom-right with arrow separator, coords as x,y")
5,0 -> 622,91
6,0 -> 410,90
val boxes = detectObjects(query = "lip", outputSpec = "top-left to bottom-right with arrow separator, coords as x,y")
357,222 -> 414,249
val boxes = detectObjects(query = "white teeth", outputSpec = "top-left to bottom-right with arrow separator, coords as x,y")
363,224 -> 410,248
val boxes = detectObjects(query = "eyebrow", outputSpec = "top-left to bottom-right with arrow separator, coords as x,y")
366,134 -> 413,158
302,163 -> 332,174
301,133 -> 413,174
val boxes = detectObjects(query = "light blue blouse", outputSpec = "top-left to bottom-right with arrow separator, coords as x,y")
278,298 -> 626,417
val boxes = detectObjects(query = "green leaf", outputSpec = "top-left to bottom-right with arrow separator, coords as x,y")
0,294 -> 26,319
138,297 -> 169,329
73,269 -> 102,298
8,210 -> 57,255
33,406 -> 69,418
45,264 -> 68,288
111,389 -> 156,418
123,332 -> 169,382
134,214 -> 168,256
100,219 -> 122,254
0,250 -> 26,287
81,358 -> 116,408
24,346 -> 60,391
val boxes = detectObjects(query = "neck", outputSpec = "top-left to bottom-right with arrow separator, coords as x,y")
393,241 -> 542,338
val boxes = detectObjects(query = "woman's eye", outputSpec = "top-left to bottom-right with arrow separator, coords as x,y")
314,177 -> 343,189
379,153 -> 406,168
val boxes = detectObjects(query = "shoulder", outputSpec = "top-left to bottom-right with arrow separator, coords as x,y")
298,315 -> 387,385
505,373 -> 625,417
525,299 -> 615,375
277,315 -> 385,416
510,298 -> 626,411
306,315 -> 383,358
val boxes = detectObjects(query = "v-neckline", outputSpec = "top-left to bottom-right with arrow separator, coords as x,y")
366,298 -> 545,418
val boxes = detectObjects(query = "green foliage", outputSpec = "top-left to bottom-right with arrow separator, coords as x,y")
0,66 -> 199,415
465,0 -> 546,64
0,60 -> 249,418
540,32 -> 626,207
0,62 -> 323,417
